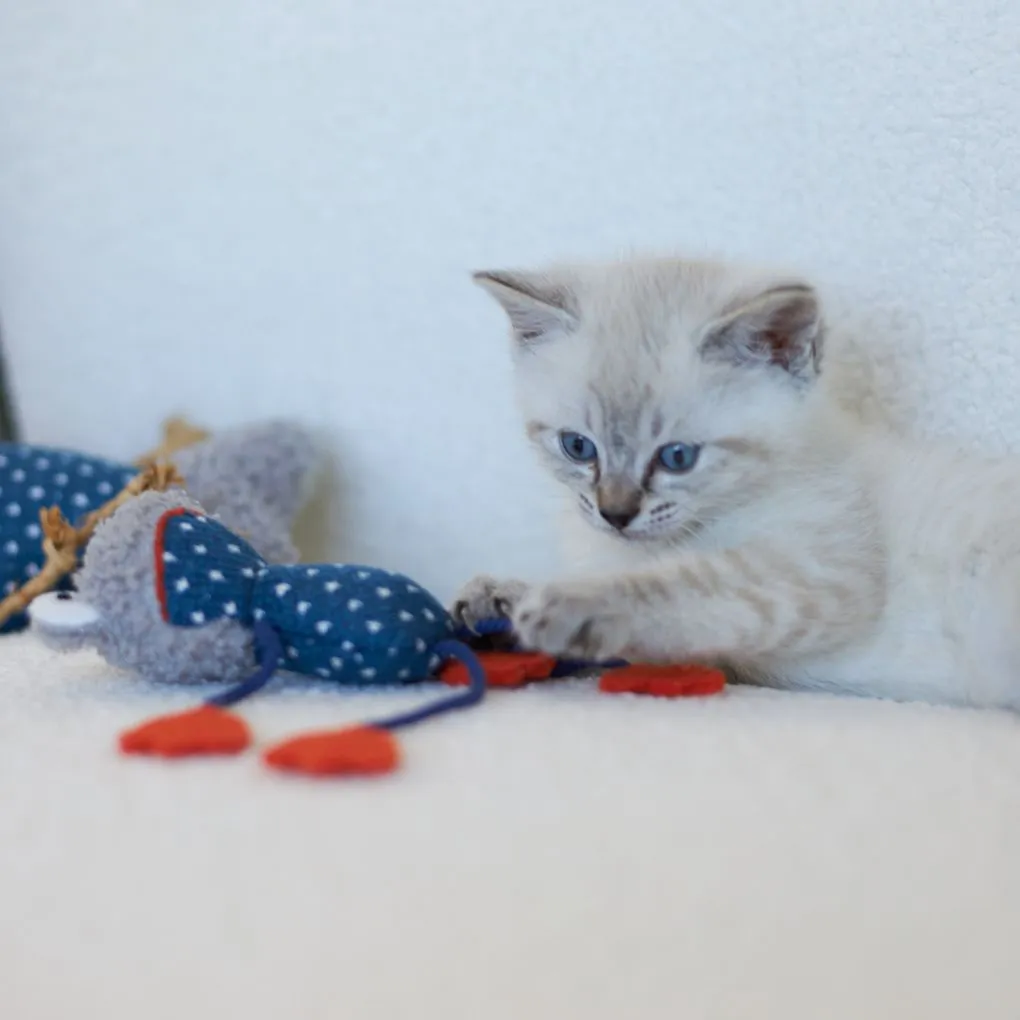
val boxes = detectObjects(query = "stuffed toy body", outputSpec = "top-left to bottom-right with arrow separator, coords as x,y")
0,421 -> 319,632
30,489 -> 497,774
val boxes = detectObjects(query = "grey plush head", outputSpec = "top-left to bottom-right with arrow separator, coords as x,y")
30,490 -> 256,685
174,420 -> 322,564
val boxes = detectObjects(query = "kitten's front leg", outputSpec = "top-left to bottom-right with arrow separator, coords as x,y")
512,581 -> 635,661
512,546 -> 881,663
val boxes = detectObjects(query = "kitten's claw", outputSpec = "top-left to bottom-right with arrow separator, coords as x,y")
451,575 -> 530,632
512,582 -> 632,660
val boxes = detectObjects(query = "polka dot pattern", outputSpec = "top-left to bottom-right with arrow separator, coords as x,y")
158,510 -> 455,686
0,442 -> 138,633
252,563 -> 454,685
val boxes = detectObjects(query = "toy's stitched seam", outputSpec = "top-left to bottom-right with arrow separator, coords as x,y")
153,507 -> 190,622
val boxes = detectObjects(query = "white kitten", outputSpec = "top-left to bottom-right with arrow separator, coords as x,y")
454,256 -> 1020,710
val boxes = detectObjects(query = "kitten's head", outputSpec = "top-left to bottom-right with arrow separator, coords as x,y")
474,257 -> 826,543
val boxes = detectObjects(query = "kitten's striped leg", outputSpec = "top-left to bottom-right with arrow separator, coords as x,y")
511,546 -> 880,663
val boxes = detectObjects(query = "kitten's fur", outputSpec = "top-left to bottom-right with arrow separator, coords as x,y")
454,256 -> 1020,710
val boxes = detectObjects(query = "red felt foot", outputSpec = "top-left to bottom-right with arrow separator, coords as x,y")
599,664 -> 726,698
440,650 -> 558,688
263,726 -> 400,776
119,705 -> 251,757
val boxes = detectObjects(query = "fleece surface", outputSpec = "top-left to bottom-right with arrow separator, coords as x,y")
3,631 -> 1019,1020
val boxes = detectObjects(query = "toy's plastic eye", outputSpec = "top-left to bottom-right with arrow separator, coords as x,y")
28,591 -> 101,632
656,442 -> 701,473
559,431 -> 598,463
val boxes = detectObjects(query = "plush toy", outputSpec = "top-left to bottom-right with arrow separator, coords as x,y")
30,489 -> 725,779
0,419 -> 319,632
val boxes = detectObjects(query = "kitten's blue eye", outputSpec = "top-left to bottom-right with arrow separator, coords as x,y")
656,442 -> 701,473
559,431 -> 598,463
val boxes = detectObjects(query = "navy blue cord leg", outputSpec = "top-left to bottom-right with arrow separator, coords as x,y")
371,640 -> 487,731
205,619 -> 283,708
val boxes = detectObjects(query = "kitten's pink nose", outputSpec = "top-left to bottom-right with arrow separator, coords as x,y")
599,507 -> 639,531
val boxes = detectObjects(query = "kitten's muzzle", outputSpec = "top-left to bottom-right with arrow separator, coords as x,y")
597,481 -> 642,532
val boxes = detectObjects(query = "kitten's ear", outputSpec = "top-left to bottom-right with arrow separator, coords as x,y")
700,284 -> 823,383
472,270 -> 578,346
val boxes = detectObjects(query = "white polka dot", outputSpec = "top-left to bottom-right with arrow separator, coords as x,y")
287,646 -> 299,659
175,577 -> 190,593
275,583 -> 291,597
27,486 -> 44,501
317,668 -> 331,678
325,581 -> 340,593
6,503 -> 21,517
163,551 -> 177,563
406,584 -> 419,593
78,463 -> 94,477
192,544 -> 207,555
227,544 -> 241,554
315,620 -> 332,635
208,569 -> 224,581
347,598 -> 362,611
357,570 -> 370,580
306,567 -> 319,577
354,652 -> 364,663
3,581 -> 15,594
71,493 -> 88,508
96,481 -> 113,496
223,601 -> 238,616
398,668 -> 410,680
376,587 -> 392,598
34,457 -> 48,470
24,524 -> 40,540
254,608 -> 266,620
241,568 -> 254,578
341,641 -> 354,652
366,620 -> 383,633
297,601 -> 310,615
428,655 -> 441,671
415,638 -> 426,653
398,610 -> 414,622
194,516 -> 207,524
387,647 -> 398,657
25,563 -> 39,577
0,455 -> 7,468
190,611 -> 205,624
257,568 -> 268,577
11,469 -> 25,483
422,608 -> 436,621
330,657 -> 343,670
54,473 -> 68,486
4,540 -> 17,555
360,667 -> 376,679
179,522 -> 193,532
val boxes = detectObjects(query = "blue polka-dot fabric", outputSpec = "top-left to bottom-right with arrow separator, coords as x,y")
0,442 -> 138,633
157,509 -> 456,685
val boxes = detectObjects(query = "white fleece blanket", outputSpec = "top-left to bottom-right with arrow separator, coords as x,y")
3,630 -> 1018,1019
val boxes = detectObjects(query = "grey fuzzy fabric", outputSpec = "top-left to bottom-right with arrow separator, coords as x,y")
175,421 -> 322,563
36,490 -> 256,685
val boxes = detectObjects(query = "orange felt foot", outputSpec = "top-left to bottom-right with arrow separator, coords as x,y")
599,663 -> 726,698
263,726 -> 400,776
119,705 -> 251,757
440,650 -> 558,688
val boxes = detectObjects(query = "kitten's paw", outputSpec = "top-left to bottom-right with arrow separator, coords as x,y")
451,575 -> 530,631
512,582 -> 631,660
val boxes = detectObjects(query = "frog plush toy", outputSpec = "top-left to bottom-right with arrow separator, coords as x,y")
30,488 -> 496,776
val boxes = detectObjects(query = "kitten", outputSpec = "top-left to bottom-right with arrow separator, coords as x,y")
453,256 -> 1020,710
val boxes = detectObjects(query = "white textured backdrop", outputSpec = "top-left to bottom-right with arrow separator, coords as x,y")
1,0 -> 1018,601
